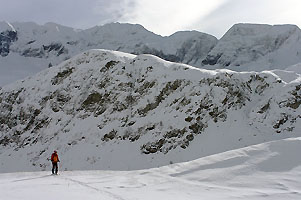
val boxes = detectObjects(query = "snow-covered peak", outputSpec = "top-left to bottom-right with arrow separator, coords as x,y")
0,21 -> 218,86
2,21 -> 301,87
223,23 -> 299,38
85,22 -> 149,37
202,23 -> 301,71
100,22 -> 149,33
41,22 -> 79,35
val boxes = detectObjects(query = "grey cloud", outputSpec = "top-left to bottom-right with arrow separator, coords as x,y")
0,0 -> 136,29
191,0 -> 290,38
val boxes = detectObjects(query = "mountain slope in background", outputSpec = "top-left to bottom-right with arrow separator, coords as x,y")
1,22 -> 301,86
202,23 -> 301,71
0,21 -> 217,86
0,49 -> 300,172
1,137 -> 301,200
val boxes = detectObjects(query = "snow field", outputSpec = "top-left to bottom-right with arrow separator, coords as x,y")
1,137 -> 301,200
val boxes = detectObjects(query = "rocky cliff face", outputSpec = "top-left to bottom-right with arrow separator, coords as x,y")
0,49 -> 300,172
0,22 -> 17,56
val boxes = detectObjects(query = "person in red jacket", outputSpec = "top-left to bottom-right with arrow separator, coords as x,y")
51,150 -> 60,174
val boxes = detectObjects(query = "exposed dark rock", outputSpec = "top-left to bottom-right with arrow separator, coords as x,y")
27,40 -> 35,44
133,44 -> 181,63
0,30 -> 17,57
21,42 -> 67,58
100,60 -> 120,72
286,85 -> 301,109
141,138 -> 166,154
43,43 -> 62,52
258,101 -> 270,114
189,122 -> 205,134
135,81 -> 156,95
273,114 -> 289,129
0,136 -> 10,146
186,134 -> 194,141
82,93 -> 103,107
202,54 -> 222,65
102,129 -> 118,141
185,116 -> 193,122
81,92 -> 110,115
164,129 -> 186,139
51,67 -> 74,85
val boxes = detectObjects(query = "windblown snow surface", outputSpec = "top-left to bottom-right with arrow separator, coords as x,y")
1,137 -> 301,200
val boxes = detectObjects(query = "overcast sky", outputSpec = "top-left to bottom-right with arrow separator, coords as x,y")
1,0 -> 301,38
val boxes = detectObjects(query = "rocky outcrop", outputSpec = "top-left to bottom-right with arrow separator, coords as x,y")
0,30 -> 17,56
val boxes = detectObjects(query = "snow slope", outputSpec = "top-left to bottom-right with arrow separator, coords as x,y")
0,21 -> 217,86
286,63 -> 301,74
0,49 -> 300,173
1,137 -> 301,200
202,23 -> 301,71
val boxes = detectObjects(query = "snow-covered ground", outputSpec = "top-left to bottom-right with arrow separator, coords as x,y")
1,137 -> 301,200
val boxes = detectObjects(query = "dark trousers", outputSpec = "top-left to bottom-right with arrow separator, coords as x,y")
52,162 -> 58,174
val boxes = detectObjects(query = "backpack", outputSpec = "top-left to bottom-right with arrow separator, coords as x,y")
52,153 -> 58,162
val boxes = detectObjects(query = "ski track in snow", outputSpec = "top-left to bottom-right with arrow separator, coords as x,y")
1,138 -> 301,200
59,175 -> 126,200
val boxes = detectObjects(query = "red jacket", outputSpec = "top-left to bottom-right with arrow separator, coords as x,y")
51,153 -> 59,163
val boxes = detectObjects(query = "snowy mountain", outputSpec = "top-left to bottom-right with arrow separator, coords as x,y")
0,21 -> 217,86
0,49 -> 300,173
1,137 -> 301,200
2,21 -> 301,87
202,23 -> 301,71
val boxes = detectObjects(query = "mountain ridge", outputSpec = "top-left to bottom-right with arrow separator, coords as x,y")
202,23 -> 301,71
2,21 -> 301,86
0,49 -> 300,172
0,21 -> 218,86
